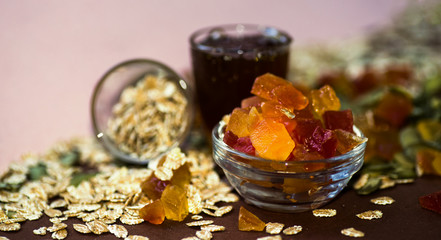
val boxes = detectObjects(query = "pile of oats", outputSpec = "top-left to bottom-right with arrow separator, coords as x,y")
0,137 -> 238,239
106,74 -> 189,161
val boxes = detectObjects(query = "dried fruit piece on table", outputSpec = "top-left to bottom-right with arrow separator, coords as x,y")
238,206 -> 265,231
323,109 -> 354,133
374,91 -> 413,128
250,119 -> 295,161
419,190 -> 441,215
226,108 -> 251,137
140,174 -> 170,200
251,73 -> 290,101
416,148 -> 441,176
171,163 -> 191,188
161,184 -> 188,221
334,129 -> 368,154
310,85 -> 341,117
139,199 -> 165,225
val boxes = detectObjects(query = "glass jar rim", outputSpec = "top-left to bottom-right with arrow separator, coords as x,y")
190,23 -> 293,53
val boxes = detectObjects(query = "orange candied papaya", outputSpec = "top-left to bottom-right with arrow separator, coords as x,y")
250,118 -> 295,161
238,206 -> 265,231
139,199 -> 165,225
250,73 -> 290,101
226,108 -> 251,138
140,174 -> 170,200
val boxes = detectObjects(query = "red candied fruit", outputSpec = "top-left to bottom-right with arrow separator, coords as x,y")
305,126 -> 338,158
374,92 -> 413,128
419,190 -> 441,215
292,118 -> 323,144
223,131 -> 255,156
323,109 -> 354,133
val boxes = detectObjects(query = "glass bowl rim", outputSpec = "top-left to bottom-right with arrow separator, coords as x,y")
90,58 -> 194,165
212,120 -> 367,169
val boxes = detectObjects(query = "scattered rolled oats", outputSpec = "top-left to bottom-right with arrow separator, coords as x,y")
214,205 -> 233,217
353,173 -> 369,190
356,210 -> 383,220
0,223 -> 20,232
201,224 -> 225,232
44,208 -> 63,218
108,224 -> 129,238
312,209 -> 337,217
257,235 -> 282,240
181,237 -> 200,240
186,220 -> 214,227
106,75 -> 189,161
196,229 -> 213,240
33,226 -> 47,235
73,223 -> 91,234
125,235 -> 149,240
283,225 -> 302,235
51,229 -> 67,240
47,222 -> 67,232
86,219 -> 109,234
191,215 -> 203,220
370,196 -> 395,205
341,227 -> 365,238
265,222 -> 284,235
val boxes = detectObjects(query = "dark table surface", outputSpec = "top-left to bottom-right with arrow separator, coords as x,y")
2,175 -> 441,240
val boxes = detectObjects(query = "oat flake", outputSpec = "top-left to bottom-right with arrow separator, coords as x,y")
312,209 -> 337,217
341,227 -> 365,237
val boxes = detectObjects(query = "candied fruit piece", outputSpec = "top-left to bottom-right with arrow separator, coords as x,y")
272,84 -> 309,111
241,96 -> 264,108
223,130 -> 238,148
419,190 -> 441,215
238,206 -> 265,231
140,174 -> 170,200
139,199 -> 165,225
311,85 -> 341,117
305,126 -> 337,158
334,129 -> 367,154
250,119 -> 295,161
352,67 -> 379,95
292,118 -> 323,144
323,110 -> 354,133
170,163 -> 191,188
250,73 -> 290,101
161,184 -> 188,221
248,106 -> 262,131
226,108 -> 251,138
374,91 -> 412,128
223,131 -> 256,156
289,144 -> 323,161
417,119 -> 441,142
416,148 -> 441,176
365,128 -> 401,161
234,137 -> 256,156
293,105 -> 314,119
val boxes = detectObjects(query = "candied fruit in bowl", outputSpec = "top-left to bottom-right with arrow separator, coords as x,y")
212,73 -> 367,212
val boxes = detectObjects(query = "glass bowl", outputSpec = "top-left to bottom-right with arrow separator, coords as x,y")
212,121 -> 366,213
91,59 -> 193,165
